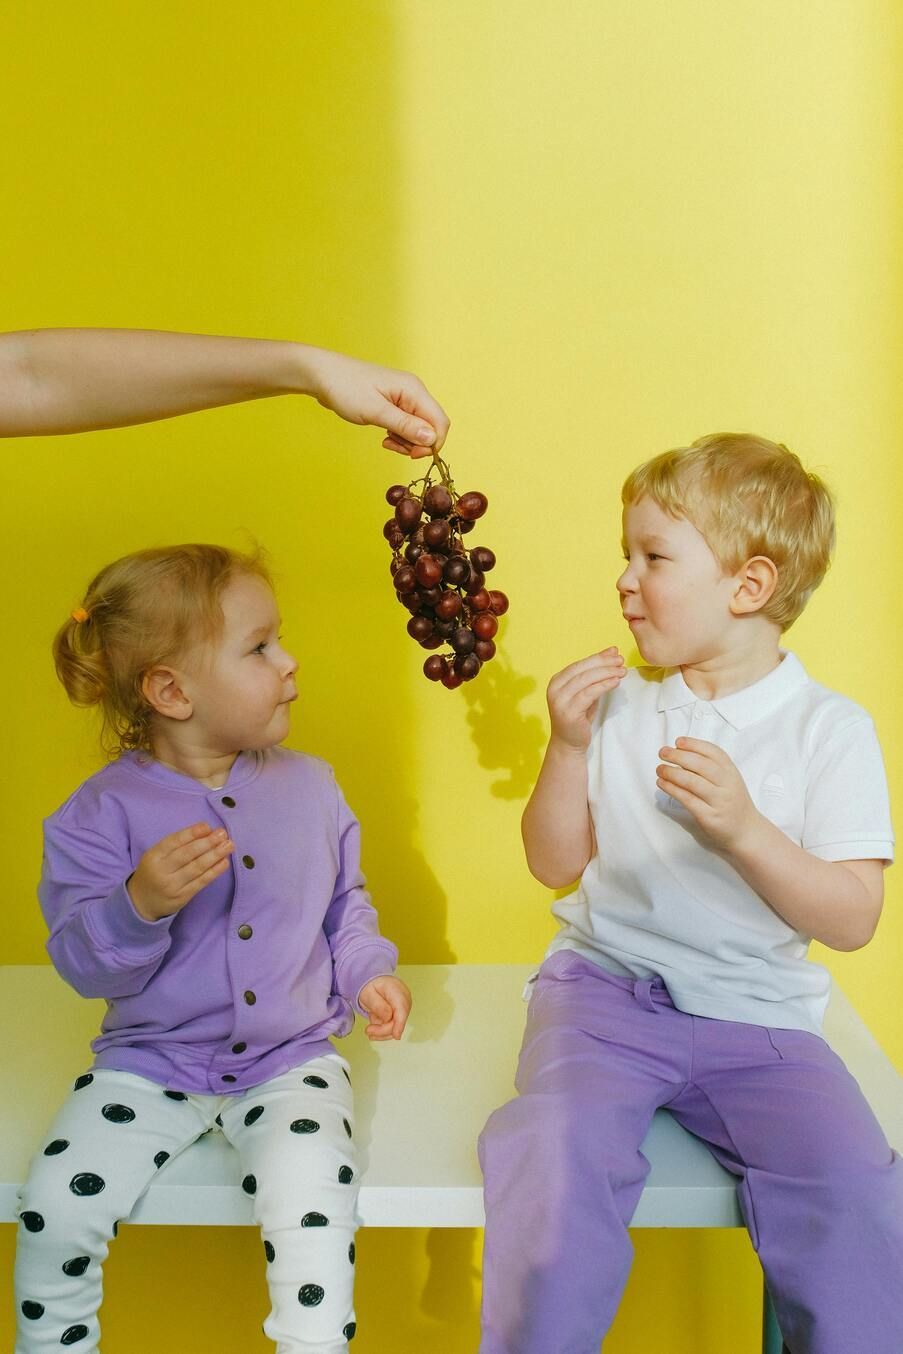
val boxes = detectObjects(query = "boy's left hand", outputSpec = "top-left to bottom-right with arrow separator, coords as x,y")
358,976 -> 412,1041
656,737 -> 762,853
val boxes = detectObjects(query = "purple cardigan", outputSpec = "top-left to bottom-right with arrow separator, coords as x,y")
38,745 -> 398,1094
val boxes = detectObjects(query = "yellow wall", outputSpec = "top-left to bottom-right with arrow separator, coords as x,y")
2,2 -> 900,1350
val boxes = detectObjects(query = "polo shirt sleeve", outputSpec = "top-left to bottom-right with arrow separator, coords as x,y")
323,776 -> 398,1017
39,802 -> 175,999
802,716 -> 895,865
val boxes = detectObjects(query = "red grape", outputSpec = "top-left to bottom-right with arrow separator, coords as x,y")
470,546 -> 496,573
449,626 -> 476,655
423,519 -> 451,550
457,491 -> 488,521
407,615 -> 434,641
434,591 -> 463,620
415,554 -> 444,588
424,484 -> 453,517
467,587 -> 491,613
441,668 -> 464,689
473,612 -> 499,640
395,496 -> 424,533
386,484 -> 407,505
475,638 -> 496,662
444,555 -> 470,586
488,590 -> 509,615
424,654 -> 447,680
453,652 -> 482,681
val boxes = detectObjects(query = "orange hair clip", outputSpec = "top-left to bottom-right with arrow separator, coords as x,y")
71,607 -> 89,623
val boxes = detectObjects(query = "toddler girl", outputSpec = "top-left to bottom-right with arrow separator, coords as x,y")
14,542 -> 411,1353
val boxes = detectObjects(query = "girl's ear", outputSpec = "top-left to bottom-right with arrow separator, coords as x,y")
730,556 -> 778,617
141,667 -> 193,722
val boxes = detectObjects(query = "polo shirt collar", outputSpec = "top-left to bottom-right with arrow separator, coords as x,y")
656,649 -> 808,730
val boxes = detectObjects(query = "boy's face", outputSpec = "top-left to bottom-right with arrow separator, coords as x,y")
180,572 -> 299,752
617,496 -> 742,667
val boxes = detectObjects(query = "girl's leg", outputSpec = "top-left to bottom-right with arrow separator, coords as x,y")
14,1069 -> 216,1353
671,1020 -> 903,1354
477,956 -> 689,1354
222,1054 -> 360,1353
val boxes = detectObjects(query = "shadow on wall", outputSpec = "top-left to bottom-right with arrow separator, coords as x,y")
461,650 -> 546,800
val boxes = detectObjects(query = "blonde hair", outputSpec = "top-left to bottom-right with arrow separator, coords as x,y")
54,543 -> 273,756
622,433 -> 836,631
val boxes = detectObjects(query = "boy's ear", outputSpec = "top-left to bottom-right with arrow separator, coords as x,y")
141,667 -> 193,722
729,556 -> 778,617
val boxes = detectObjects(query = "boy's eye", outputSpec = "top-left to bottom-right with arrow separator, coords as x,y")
251,633 -> 284,654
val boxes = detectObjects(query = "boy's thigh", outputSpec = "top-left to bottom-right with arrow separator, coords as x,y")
676,1021 -> 896,1178
18,1069 -> 211,1234
221,1055 -> 359,1230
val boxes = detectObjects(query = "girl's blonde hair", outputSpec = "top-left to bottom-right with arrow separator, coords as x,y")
622,433 -> 836,631
53,543 -> 273,756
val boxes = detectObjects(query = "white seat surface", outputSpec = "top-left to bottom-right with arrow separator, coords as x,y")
1,965 -> 900,1228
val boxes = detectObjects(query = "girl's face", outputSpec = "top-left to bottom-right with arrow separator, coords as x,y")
616,495 -> 740,667
182,573 -> 299,752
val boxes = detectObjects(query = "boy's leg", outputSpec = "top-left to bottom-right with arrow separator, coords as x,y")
14,1069 -> 215,1353
671,1019 -> 903,1354
221,1054 -> 359,1354
477,954 -> 689,1354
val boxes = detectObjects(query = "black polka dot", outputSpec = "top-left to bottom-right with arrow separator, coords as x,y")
338,1166 -> 354,1184
342,1068 -> 351,1084
101,1104 -> 136,1124
164,1090 -> 187,1101
290,1119 -> 320,1134
44,1139 -> 70,1156
62,1256 -> 90,1277
112,1222 -> 119,1237
301,1211 -> 329,1227
69,1173 -> 105,1197
215,1115 -> 223,1127
349,1242 -> 356,1264
242,1174 -> 257,1196
343,1118 -> 352,1139
244,1105 -> 264,1127
303,1075 -> 328,1089
298,1284 -> 325,1307
73,1074 -> 93,1092
61,1325 -> 89,1345
263,1240 -> 275,1263
344,1322 -> 357,1340
154,1151 -> 170,1169
21,1212 -> 44,1233
21,1300 -> 44,1319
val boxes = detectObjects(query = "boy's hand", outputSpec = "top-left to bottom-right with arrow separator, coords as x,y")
656,738 -> 762,852
547,648 -> 626,753
358,976 -> 412,1041
127,823 -> 234,922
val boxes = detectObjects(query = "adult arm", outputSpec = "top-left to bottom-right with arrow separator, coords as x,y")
0,328 -> 449,453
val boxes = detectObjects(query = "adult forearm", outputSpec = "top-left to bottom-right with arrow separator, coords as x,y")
727,815 -> 879,950
521,740 -> 593,888
0,328 -> 316,435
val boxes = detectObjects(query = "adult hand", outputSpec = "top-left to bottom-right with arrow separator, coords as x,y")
127,822 -> 234,922
302,347 -> 450,457
358,975 -> 412,1041
546,648 -> 626,753
656,737 -> 762,852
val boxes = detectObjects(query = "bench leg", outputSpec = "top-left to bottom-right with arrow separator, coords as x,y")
762,1281 -> 790,1354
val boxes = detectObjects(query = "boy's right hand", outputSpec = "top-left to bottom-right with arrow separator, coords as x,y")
547,648 -> 626,752
127,823 -> 234,922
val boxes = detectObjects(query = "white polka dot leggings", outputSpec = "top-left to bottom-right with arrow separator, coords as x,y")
14,1054 -> 359,1353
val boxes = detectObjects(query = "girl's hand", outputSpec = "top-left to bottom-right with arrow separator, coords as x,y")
302,348 -> 450,458
127,823 -> 234,922
547,648 -> 626,753
358,975 -> 412,1041
656,737 -> 762,853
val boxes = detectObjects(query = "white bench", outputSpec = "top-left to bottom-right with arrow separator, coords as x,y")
3,964 -> 902,1351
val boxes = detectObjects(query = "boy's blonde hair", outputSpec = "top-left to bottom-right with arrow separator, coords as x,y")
622,433 -> 835,631
54,543 -> 273,756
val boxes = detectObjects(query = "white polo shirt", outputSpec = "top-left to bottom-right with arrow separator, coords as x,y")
546,649 -> 894,1034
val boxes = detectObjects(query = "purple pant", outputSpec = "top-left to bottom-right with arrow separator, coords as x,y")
478,950 -> 903,1354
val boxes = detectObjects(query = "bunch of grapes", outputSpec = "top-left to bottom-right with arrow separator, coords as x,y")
382,454 -> 509,688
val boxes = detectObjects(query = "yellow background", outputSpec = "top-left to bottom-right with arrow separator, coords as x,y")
2,2 -> 900,1350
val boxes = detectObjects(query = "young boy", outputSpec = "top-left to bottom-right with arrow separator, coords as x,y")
478,433 -> 902,1354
